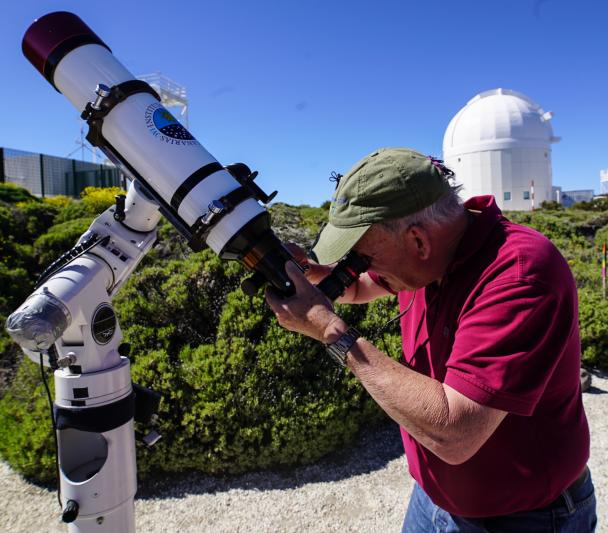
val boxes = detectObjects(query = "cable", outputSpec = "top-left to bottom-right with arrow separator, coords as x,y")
371,290 -> 416,361
39,352 -> 62,509
36,234 -> 110,289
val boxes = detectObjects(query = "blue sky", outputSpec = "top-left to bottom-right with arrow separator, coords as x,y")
2,0 -> 606,206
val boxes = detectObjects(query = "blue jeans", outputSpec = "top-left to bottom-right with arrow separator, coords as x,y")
402,472 -> 597,532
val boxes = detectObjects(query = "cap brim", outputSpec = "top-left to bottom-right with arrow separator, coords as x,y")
311,223 -> 371,265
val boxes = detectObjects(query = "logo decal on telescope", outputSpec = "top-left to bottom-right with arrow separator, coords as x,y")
145,103 -> 198,145
91,304 -> 117,345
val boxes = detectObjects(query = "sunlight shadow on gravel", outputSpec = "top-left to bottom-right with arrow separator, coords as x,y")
136,420 -> 404,499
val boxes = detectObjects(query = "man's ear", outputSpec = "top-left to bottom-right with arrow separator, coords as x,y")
408,225 -> 431,261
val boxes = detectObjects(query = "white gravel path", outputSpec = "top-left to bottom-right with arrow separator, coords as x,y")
1,373 -> 606,533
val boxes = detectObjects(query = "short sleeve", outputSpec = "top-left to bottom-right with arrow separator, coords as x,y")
444,280 -> 576,416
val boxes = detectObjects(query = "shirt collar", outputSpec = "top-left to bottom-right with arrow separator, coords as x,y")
447,195 -> 504,273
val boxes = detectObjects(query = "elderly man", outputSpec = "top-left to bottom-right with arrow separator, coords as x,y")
265,148 -> 596,532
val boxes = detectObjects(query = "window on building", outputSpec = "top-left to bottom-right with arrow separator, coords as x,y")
523,191 -> 530,200
504,192 -> 511,201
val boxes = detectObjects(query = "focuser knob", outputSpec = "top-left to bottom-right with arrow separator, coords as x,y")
201,200 -> 225,225
92,83 -> 111,110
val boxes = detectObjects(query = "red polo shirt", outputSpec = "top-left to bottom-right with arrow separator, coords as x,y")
370,195 -> 590,517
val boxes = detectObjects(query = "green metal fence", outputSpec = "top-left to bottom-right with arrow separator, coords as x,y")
0,147 -> 122,198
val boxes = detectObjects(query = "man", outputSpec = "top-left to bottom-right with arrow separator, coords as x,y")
265,148 -> 596,532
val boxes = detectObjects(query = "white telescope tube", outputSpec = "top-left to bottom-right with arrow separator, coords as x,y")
22,11 -> 264,256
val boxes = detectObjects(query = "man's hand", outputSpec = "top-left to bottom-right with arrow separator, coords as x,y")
284,242 -> 333,285
265,261 -> 347,343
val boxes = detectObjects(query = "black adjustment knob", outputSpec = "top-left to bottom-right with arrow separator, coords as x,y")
62,499 -> 79,523
114,194 -> 126,221
118,342 -> 131,357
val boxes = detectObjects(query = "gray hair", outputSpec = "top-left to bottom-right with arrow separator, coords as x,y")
379,184 -> 464,233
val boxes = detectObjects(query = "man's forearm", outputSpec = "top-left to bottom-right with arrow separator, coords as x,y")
345,336 -> 457,460
321,317 -> 504,465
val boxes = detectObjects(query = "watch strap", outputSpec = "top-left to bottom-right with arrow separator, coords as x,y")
325,327 -> 361,366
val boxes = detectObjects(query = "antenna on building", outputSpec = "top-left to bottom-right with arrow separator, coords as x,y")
137,72 -> 189,127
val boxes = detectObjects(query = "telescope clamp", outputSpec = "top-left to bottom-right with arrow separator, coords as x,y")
81,80 -> 161,148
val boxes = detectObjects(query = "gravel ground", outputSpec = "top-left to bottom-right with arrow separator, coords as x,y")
1,373 -> 606,533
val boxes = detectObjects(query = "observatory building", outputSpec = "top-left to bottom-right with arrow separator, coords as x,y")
443,89 -> 560,211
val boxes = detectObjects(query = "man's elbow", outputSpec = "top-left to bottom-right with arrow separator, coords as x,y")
431,438 -> 481,466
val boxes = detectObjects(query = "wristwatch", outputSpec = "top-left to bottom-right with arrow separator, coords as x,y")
325,327 -> 361,367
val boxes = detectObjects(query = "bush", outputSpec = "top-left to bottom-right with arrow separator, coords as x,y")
579,288 -> 608,369
80,186 -> 125,214
9,186 -> 608,485
572,198 -> 608,212
33,217 -> 93,267
43,195 -> 72,210
0,264 -> 32,317
0,264 -> 33,394
268,203 -> 321,248
54,199 -> 92,224
0,206 -> 35,273
0,183 -> 39,204
52,187 -> 125,224
0,359 -> 56,482
125,282 -> 389,478
539,200 -> 563,211
16,201 -> 60,243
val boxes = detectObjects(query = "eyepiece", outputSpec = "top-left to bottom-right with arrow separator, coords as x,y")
316,251 -> 370,301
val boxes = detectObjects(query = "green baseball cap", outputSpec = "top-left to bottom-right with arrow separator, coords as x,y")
312,147 -> 453,264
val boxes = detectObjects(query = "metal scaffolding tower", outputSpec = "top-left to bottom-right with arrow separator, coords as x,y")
137,72 -> 189,127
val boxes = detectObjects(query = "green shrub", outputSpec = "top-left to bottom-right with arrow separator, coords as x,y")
539,200 -> 563,211
579,288 -> 608,369
16,201 -> 61,243
8,189 -> 608,486
268,203 -> 321,248
0,264 -> 32,316
0,264 -> 33,395
33,217 -> 93,267
0,183 -> 39,204
572,198 -> 608,212
43,195 -> 72,210
52,187 -> 125,224
54,200 -> 92,224
80,186 -> 125,214
128,287 -> 386,478
0,359 -> 56,482
0,205 -> 31,271
0,204 -> 19,238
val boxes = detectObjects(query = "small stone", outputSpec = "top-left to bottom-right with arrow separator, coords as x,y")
581,368 -> 592,392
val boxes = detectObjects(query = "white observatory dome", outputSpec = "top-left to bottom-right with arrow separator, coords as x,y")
443,88 -> 560,211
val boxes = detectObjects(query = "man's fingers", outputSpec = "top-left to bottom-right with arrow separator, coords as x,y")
284,242 -> 307,262
264,286 -> 281,312
285,260 -> 310,292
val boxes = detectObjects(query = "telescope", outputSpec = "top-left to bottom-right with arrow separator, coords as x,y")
23,10 -> 295,295
7,11 -> 369,532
